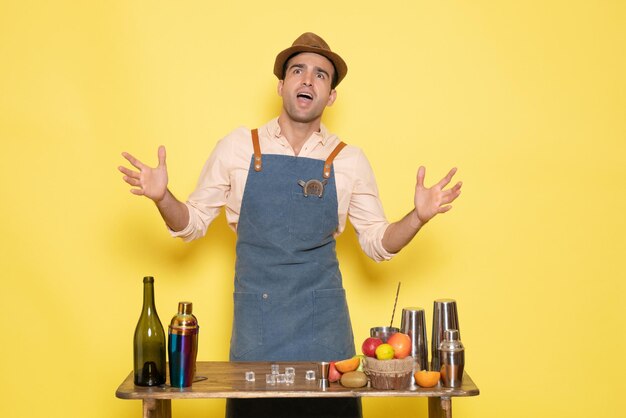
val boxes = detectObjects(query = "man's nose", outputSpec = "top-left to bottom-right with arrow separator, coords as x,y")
302,72 -> 313,86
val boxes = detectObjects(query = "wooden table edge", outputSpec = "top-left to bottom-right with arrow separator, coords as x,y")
116,362 -> 479,401
116,384 -> 479,400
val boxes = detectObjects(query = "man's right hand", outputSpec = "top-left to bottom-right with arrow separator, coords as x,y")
119,146 -> 168,202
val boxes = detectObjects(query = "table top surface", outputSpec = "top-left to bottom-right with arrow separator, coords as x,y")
116,361 -> 480,400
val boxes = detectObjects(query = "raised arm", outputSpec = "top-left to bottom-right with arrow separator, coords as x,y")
118,146 -> 189,232
382,166 -> 462,254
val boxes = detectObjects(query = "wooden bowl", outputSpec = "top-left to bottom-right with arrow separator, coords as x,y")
363,356 -> 414,390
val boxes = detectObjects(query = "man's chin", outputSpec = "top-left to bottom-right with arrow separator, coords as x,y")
286,111 -> 323,124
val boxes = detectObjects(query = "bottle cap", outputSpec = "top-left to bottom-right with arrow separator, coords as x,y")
178,301 -> 193,315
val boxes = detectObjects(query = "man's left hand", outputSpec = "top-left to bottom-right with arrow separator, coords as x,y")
414,166 -> 462,225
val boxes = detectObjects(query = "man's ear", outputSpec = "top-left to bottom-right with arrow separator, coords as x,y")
277,80 -> 284,97
326,89 -> 337,107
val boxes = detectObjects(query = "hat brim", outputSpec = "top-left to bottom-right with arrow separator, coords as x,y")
273,45 -> 347,87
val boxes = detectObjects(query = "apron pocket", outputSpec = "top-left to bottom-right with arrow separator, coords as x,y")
288,192 -> 335,242
231,292 -> 263,360
313,288 -> 355,359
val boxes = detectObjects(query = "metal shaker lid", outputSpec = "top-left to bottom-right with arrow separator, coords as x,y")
439,329 -> 464,352
169,302 -> 199,335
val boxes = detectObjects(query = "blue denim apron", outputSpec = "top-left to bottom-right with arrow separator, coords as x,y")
225,130 -> 361,418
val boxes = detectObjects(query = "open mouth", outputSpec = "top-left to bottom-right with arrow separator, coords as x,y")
297,92 -> 314,101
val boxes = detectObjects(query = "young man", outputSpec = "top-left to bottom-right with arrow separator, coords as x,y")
119,32 -> 462,418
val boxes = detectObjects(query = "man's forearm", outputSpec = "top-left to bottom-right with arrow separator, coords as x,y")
381,210 -> 425,254
155,189 -> 189,232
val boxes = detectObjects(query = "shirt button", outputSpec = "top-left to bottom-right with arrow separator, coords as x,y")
262,293 -> 268,299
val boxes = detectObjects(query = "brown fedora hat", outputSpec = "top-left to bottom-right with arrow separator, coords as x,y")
273,32 -> 348,87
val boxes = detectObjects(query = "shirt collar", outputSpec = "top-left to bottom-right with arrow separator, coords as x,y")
266,117 -> 331,146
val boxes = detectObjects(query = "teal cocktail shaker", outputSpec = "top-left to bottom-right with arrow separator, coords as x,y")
168,302 -> 199,387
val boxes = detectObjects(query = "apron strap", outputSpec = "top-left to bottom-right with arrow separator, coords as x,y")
323,141 -> 347,178
251,129 -> 262,172
251,129 -> 347,178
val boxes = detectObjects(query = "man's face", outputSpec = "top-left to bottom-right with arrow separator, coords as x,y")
278,52 -> 337,124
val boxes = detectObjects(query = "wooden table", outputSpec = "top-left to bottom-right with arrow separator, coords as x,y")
116,361 -> 479,418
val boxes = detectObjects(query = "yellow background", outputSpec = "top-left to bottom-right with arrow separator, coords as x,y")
1,1 -> 624,417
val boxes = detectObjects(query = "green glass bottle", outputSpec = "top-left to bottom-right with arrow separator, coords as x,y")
133,276 -> 166,386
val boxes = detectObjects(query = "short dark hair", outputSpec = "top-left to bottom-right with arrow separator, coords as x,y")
282,53 -> 339,89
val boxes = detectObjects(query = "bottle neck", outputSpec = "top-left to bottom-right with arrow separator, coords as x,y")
143,282 -> 155,314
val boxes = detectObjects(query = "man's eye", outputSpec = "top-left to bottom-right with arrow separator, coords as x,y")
293,68 -> 302,74
316,73 -> 325,79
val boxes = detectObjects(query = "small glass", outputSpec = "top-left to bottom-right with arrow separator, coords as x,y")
245,371 -> 255,382
265,374 -> 276,384
305,370 -> 316,381
271,364 -> 280,375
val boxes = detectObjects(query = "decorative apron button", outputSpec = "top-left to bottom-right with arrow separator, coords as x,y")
262,293 -> 268,299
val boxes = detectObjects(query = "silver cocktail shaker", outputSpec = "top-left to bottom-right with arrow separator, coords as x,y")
431,298 -> 460,371
439,329 -> 464,388
400,307 -> 428,372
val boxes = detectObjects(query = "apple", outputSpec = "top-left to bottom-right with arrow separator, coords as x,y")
361,337 -> 383,357
387,332 -> 411,359
355,354 -> 365,371
328,361 -> 342,383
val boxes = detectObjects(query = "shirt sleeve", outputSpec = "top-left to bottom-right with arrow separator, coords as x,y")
168,134 -> 235,241
347,150 -> 396,262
